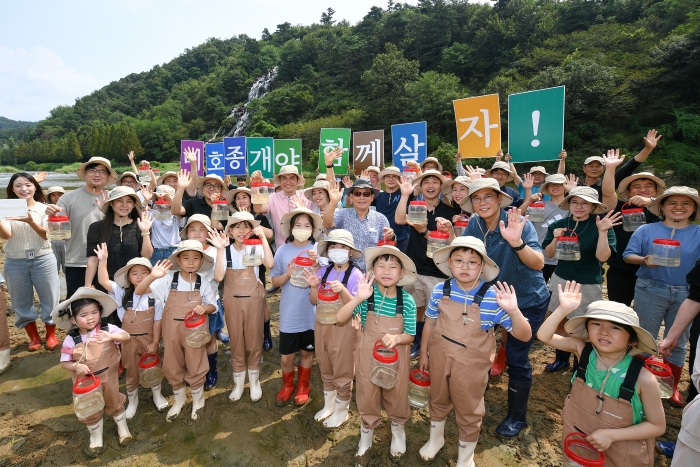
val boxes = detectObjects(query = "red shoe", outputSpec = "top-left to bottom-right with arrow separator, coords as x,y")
24,322 -> 42,351
293,365 -> 312,406
276,370 -> 295,407
45,324 -> 59,350
665,359 -> 686,408
490,343 -> 507,377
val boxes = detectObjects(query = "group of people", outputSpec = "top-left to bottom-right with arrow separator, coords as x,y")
0,129 -> 699,466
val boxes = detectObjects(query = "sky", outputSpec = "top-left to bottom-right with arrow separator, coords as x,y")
0,0 -> 419,122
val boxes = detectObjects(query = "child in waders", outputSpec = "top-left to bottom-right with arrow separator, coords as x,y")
223,211 -> 274,402
302,229 -> 363,428
418,236 -> 532,466
53,287 -> 132,457
135,240 -> 218,421
336,245 -> 417,459
538,282 -> 666,466
95,245 -> 169,419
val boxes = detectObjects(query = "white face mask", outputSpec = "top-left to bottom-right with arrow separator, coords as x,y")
292,228 -> 312,242
328,249 -> 350,265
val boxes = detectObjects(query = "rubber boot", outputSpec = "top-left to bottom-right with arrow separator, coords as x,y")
314,389 -> 336,421
457,440 -> 477,467
113,412 -> 133,446
656,441 -> 675,458
419,419 -> 445,461
0,348 -> 10,375
229,371 -> 246,402
215,329 -> 229,344
356,426 -> 374,457
495,379 -> 531,437
490,342 -> 507,377
666,360 -> 686,407
389,422 -> 406,459
263,320 -> 273,351
166,387 -> 186,422
24,321 -> 41,351
191,386 -> 205,420
44,323 -> 59,350
293,364 -> 312,406
151,383 -> 169,411
324,398 -> 350,428
125,389 -> 139,420
276,370 -> 295,407
410,320 -> 424,358
86,420 -> 105,457
545,350 -> 571,373
248,369 -> 262,401
204,352 -> 218,390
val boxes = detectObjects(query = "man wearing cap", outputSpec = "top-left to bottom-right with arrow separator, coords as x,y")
376,166 -> 411,253
171,171 -> 228,230
365,166 -> 381,191
46,157 -> 117,299
484,157 -> 523,209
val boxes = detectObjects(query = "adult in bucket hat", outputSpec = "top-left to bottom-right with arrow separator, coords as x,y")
172,170 -> 229,230
508,149 -> 566,201
375,166 -> 412,253
484,160 -> 523,208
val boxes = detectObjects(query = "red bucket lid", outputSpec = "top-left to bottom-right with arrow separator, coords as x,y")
621,203 -> 644,214
530,202 -> 545,208
403,167 -> 417,172
155,199 -> 170,205
73,374 -> 101,395
454,219 -> 469,227
410,200 -> 427,206
644,356 -> 672,377
563,432 -> 605,467
377,239 -> 395,247
429,230 -> 450,239
653,238 -> 680,246
409,369 -> 430,386
557,229 -> 579,242
49,215 -> 69,222
184,311 -> 206,328
318,287 -> 339,302
373,340 -> 399,364
138,353 -> 160,370
252,182 -> 274,187
244,237 -> 263,245
294,251 -> 314,266
213,198 -> 228,205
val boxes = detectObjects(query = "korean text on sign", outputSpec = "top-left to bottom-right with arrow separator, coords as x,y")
223,137 -> 247,176
453,94 -> 501,158
318,128 -> 351,175
247,137 -> 274,179
180,140 -> 205,176
352,130 -> 384,173
205,142 -> 225,177
391,121 -> 427,168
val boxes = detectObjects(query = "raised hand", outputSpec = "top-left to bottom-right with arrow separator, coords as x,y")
504,153 -> 512,163
290,195 -> 305,209
250,170 -> 263,184
495,149 -> 503,161
302,269 -> 321,288
94,242 -> 108,262
455,151 -> 463,160
558,150 -> 567,160
342,175 -> 352,189
602,149 -> 624,169
184,147 -> 198,165
140,185 -> 154,203
177,169 -> 190,191
494,281 -> 519,314
557,280 -> 582,314
224,175 -> 232,187
127,150 -> 135,162
643,129 -> 662,150
465,165 -> 482,181
499,207 -> 528,244
360,169 -> 370,180
324,146 -> 343,166
596,210 -> 622,232
328,178 -> 343,205
151,260 -> 172,279
137,210 -> 153,233
399,177 -> 414,196
34,171 -> 48,183
356,271 -> 375,300
563,174 -> 579,193
207,230 -> 229,249
94,190 -> 109,211
522,173 -> 534,190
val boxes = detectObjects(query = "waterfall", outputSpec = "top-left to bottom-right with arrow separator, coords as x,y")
227,66 -> 278,136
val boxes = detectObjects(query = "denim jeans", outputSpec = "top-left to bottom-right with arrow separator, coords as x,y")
634,278 -> 690,366
151,247 -> 176,266
4,254 -> 60,329
506,295 -> 550,383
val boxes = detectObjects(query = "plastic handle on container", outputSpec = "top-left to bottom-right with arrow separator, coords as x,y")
184,310 -> 206,328
138,352 -> 160,369
563,432 -> 605,467
557,228 -> 578,242
73,373 -> 100,394
294,250 -> 314,266
373,339 -> 399,363
409,369 -> 430,386
318,283 -> 340,301
644,356 -> 672,377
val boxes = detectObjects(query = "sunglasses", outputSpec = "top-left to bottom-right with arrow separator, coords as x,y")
352,190 -> 373,198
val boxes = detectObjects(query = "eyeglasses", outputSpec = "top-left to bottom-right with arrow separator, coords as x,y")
570,200 -> 591,208
87,168 -> 109,176
353,191 -> 373,198
470,194 -> 496,205
203,183 -> 222,191
450,259 -> 482,270
121,180 -> 137,187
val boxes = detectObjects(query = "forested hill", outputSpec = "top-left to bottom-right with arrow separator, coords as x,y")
2,0 -> 699,180
0,117 -> 37,130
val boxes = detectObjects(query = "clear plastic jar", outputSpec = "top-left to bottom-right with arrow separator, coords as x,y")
211,199 -> 228,221
48,214 -> 72,240
527,202 -> 546,223
316,286 -> 341,324
555,230 -> 581,261
648,238 -> 681,267
243,236 -> 263,267
153,199 -> 171,220
427,231 -> 450,258
563,432 -> 605,467
73,374 -> 105,420
408,369 -> 430,408
370,340 -> 400,389
152,169 -> 161,180
403,167 -> 417,184
290,251 -> 314,288
453,217 -> 469,237
184,311 -> 210,348
139,353 -> 163,388
408,200 -> 428,224
644,356 -> 674,399
251,182 -> 274,205
621,204 -> 645,232
138,162 -> 151,183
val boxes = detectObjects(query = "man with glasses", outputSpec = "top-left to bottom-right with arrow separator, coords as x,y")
171,172 -> 228,230
376,166 -> 411,253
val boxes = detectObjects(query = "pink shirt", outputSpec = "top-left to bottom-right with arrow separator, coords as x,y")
59,324 -> 125,362
264,190 -> 315,247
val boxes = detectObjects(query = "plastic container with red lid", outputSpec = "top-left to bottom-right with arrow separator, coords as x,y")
427,230 -> 450,258
154,198 -> 172,220
563,432 -> 605,467
48,213 -> 71,240
648,238 -> 681,267
290,250 -> 314,288
243,234 -> 264,267
527,202 -> 546,223
408,200 -> 428,224
251,182 -> 274,205
316,284 -> 341,324
73,374 -> 105,419
184,311 -> 210,348
211,198 -> 229,221
370,340 -> 400,389
403,166 -> 417,184
555,230 -> 580,261
139,353 -> 163,388
138,161 -> 151,183
621,203 -> 645,232
408,369 -> 430,408
644,356 -> 673,398
453,216 -> 469,237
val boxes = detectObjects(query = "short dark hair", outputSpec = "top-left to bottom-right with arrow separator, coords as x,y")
285,213 -> 317,244
236,176 -> 247,181
449,247 -> 483,260
586,318 -> 638,347
61,298 -> 102,320
372,254 -> 403,268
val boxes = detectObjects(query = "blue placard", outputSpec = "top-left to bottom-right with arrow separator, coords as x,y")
391,121 -> 427,168
205,142 -> 225,177
223,137 -> 247,175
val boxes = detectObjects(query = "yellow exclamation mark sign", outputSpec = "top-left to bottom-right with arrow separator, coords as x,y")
531,110 -> 540,147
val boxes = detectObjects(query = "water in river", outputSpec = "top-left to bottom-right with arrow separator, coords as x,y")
0,172 -> 84,199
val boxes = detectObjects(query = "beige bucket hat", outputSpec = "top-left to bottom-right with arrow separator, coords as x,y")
114,258 -> 154,289
226,187 -> 252,207
226,211 -> 260,233
195,174 -> 228,197
179,214 -> 214,240
45,186 -> 65,196
273,165 -> 305,186
432,236 -> 500,281
157,171 -> 179,185
167,239 -> 214,272
101,186 -> 143,214
420,157 -> 443,172
155,185 -> 175,198
280,207 -> 324,240
529,166 -> 550,176
565,300 -> 658,355
366,166 -> 381,175
77,157 -> 118,184
315,173 -> 328,181
584,156 -> 605,166
364,245 -> 417,287
378,166 -> 402,182
485,161 -> 514,182
558,186 -> 608,215
617,172 -> 666,201
51,287 -> 118,331
460,178 -> 513,213
539,174 -> 567,196
317,229 -> 363,259
412,169 -> 447,187
440,176 -> 471,201
648,186 -> 700,220
303,181 -> 330,200
117,171 -> 139,185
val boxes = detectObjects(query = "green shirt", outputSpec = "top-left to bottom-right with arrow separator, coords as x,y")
353,288 -> 417,335
543,216 -> 616,284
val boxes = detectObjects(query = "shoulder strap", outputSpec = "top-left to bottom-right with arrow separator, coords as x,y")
619,357 -> 644,402
396,286 -> 404,315
170,272 -> 180,290
472,281 -> 493,306
576,342 -> 594,382
367,287 -> 375,313
148,297 -> 155,307
442,279 -> 451,299
341,265 -> 355,287
68,328 -> 81,345
226,245 -> 232,269
194,274 -> 201,290
321,265 -> 333,284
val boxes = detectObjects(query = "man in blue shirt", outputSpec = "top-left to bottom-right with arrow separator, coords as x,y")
375,166 -> 411,253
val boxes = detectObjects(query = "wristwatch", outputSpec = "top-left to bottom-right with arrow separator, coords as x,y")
512,240 -> 527,251
420,229 -> 429,237
326,164 -> 334,168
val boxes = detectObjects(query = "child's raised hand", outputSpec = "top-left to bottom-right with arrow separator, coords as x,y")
494,281 -> 519,314
557,281 -> 582,314
94,242 -> 108,262
587,429 -> 615,452
192,305 -> 207,315
92,330 -> 113,344
302,269 -> 321,288
177,169 -> 190,190
356,272 -> 375,300
381,333 -> 401,349
151,260 -> 172,278
207,230 -> 229,249
74,363 -> 91,376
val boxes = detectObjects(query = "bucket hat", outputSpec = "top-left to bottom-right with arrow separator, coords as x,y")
648,186 -> 700,220
51,287 -> 118,331
539,174 -> 567,196
280,207 -> 324,240
378,166 -> 402,182
303,181 -> 330,201
195,174 -> 228,197
167,239 -> 214,272
77,157 -> 118,184
432,236 -> 500,281
346,179 -> 379,197
156,171 -> 179,185
529,166 -> 549,176
317,229 -> 363,259
584,156 -> 605,166
420,157 -> 443,172
440,176 -> 471,201
179,214 -> 214,240
617,172 -> 666,202
117,171 -> 139,186
114,258 -> 154,289
101,186 -> 143,214
364,246 -> 417,287
273,165 -> 305,186
226,211 -> 260,233
485,161 -> 514,182
411,169 -> 447,187
459,178 -> 512,213
226,187 -> 252,207
558,186 -> 608,215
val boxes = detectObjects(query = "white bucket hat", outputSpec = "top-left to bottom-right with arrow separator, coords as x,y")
101,186 -> 143,214
280,207 -> 324,240
226,187 -> 252,208
420,157 -> 443,172
412,169 -> 447,187
648,186 -> 700,220
51,287 -> 118,331
196,174 -> 228,197
226,211 -> 260,234
485,161 -> 514,182
315,173 -> 328,181
114,258 -> 154,289
77,157 -> 118,184
558,186 -> 608,215
528,166 -> 550,176
366,166 -> 381,175
584,156 -> 605,166
167,240 -> 214,272
440,176 -> 471,201
273,165 -> 305,186
317,229 -> 363,259
460,178 -> 512,214
617,172 -> 666,201
157,171 -> 179,185
155,185 -> 175,198
364,246 -> 417,287
378,166 -> 402,182
303,181 -> 330,201
45,186 -> 65,196
539,174 -> 567,196
179,214 -> 214,240
432,236 -> 500,281
117,171 -> 139,185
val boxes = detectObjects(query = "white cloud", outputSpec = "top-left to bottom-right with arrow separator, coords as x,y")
0,46 -> 99,122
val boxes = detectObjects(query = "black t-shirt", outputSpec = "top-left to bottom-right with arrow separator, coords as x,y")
607,200 -> 660,272
183,195 -> 227,229
86,220 -> 143,292
405,195 -> 459,278
687,259 -> 700,303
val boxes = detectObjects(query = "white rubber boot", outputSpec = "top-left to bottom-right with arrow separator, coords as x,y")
191,386 -> 205,420
314,390 -> 337,421
86,420 -> 105,457
419,419 -> 446,461
390,422 -> 407,459
151,384 -> 169,411
456,440 -> 477,467
229,372 -> 246,402
324,398 -> 350,428
113,412 -> 133,446
356,426 -> 374,456
0,348 -> 11,375
248,369 -> 262,401
125,389 -> 139,420
166,387 -> 186,422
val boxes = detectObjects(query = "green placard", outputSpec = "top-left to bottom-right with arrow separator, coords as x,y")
318,128 -> 351,175
247,137 -> 274,178
508,86 -> 565,163
273,139 -> 303,174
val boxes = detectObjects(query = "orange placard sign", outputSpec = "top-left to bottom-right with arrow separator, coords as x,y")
453,94 -> 501,158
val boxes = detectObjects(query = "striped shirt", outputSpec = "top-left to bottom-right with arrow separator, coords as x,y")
426,279 -> 513,332
353,288 -> 417,335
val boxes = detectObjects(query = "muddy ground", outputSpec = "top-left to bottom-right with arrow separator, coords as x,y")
0,267 -> 688,466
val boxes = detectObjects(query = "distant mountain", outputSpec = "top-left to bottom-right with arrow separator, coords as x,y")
0,117 -> 37,130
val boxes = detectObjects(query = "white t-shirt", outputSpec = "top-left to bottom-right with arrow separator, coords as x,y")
59,324 -> 125,362
151,215 -> 181,249
200,245 -> 220,300
227,243 -> 266,278
148,271 -> 217,306
108,282 -> 164,321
